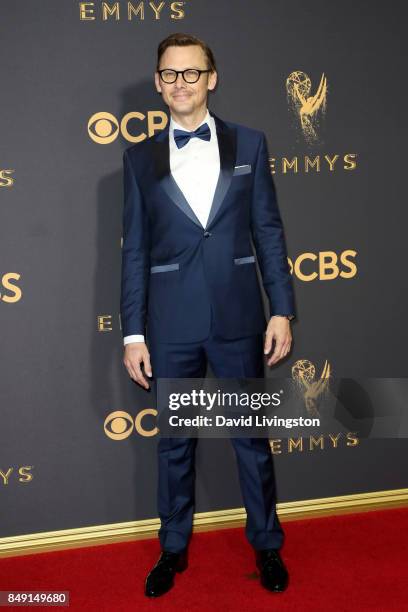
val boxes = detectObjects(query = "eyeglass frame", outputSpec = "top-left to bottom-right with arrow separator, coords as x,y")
158,68 -> 213,84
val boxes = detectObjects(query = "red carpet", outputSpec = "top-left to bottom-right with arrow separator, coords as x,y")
1,508 -> 407,611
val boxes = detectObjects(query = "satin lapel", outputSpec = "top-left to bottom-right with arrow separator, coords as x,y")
151,124 -> 202,229
151,111 -> 236,230
205,111 -> 236,229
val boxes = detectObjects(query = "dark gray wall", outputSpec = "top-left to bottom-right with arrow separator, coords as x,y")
1,0 -> 407,538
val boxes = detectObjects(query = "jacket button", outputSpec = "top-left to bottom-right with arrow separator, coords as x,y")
203,231 -> 212,238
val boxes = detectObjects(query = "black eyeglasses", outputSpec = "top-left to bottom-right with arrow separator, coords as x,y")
158,68 -> 212,84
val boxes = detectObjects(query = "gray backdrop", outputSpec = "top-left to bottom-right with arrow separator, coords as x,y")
1,0 -> 407,538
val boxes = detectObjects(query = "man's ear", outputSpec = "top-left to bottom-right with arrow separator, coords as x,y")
154,72 -> 162,94
208,70 -> 217,91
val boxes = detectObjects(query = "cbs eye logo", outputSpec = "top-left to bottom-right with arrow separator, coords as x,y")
88,111 -> 168,144
104,409 -> 158,439
88,112 -> 119,144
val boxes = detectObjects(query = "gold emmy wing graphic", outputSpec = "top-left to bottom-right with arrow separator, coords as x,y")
286,71 -> 328,144
292,359 -> 331,418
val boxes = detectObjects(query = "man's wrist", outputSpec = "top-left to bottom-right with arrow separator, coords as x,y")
271,314 -> 294,321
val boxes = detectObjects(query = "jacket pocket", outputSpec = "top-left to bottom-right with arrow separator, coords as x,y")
150,263 -> 180,273
233,164 -> 252,176
234,255 -> 255,265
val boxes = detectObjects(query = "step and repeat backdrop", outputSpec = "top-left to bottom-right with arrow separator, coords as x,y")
1,1 -> 407,538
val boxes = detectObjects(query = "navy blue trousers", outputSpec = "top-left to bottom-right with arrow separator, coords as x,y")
148,320 -> 284,553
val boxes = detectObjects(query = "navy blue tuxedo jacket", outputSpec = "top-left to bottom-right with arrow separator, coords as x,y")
120,110 -> 296,343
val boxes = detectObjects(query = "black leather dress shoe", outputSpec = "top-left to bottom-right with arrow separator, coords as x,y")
255,548 -> 289,592
144,549 -> 188,597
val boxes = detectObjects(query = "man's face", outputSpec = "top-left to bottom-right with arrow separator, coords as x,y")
155,45 -> 217,117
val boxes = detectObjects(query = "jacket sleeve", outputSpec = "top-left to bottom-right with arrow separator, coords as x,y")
120,149 -> 150,337
250,132 -> 296,319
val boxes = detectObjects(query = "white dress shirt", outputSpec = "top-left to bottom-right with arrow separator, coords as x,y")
123,108 -> 220,345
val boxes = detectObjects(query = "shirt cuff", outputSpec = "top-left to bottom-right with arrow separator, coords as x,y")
123,335 -> 145,345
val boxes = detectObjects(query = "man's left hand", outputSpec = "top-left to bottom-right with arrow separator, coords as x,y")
264,316 -> 292,366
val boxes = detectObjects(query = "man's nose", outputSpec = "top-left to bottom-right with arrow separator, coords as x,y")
174,72 -> 186,87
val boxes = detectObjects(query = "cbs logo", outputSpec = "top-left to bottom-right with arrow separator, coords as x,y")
104,409 -> 158,439
1,273 -> 22,302
88,111 -> 168,144
288,250 -> 357,281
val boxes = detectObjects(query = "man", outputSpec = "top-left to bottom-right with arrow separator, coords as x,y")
120,32 -> 296,597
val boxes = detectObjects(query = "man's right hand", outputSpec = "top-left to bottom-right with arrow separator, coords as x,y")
123,342 -> 152,389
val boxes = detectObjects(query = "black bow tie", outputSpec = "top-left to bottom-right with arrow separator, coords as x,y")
173,123 -> 211,149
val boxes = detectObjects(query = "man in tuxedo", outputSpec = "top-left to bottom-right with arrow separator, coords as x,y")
120,32 -> 296,597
